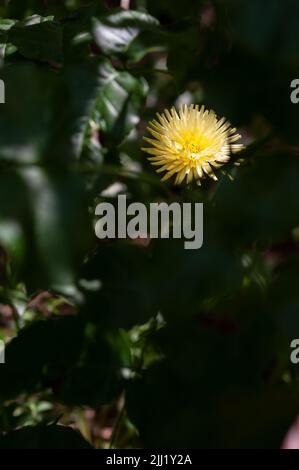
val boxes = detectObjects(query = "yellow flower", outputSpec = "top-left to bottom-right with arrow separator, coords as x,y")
142,104 -> 244,185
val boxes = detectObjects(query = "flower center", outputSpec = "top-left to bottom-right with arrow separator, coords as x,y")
174,136 -> 209,161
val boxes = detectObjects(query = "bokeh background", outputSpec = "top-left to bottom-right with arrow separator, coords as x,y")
0,0 -> 299,449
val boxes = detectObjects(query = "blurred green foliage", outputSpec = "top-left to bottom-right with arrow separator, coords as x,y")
0,0 -> 298,449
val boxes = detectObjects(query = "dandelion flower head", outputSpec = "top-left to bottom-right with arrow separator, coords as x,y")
142,104 -> 244,185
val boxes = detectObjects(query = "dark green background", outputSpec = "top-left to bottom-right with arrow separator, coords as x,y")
0,0 -> 298,449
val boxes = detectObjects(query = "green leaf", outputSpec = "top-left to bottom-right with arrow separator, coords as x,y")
0,317 -> 85,399
94,59 -> 148,144
0,62 -> 58,163
50,59 -> 148,164
0,167 -> 90,290
92,8 -> 163,63
18,167 -> 91,290
0,425 -> 92,449
0,316 -> 126,407
8,19 -> 63,64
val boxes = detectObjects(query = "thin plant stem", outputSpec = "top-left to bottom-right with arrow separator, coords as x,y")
109,392 -> 126,449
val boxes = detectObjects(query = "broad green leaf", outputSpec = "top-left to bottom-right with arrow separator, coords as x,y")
49,59 -> 148,164
8,19 -> 63,64
93,8 -> 163,62
0,19 -> 18,60
18,167 -> 91,290
0,62 -> 58,163
0,317 -> 85,399
94,59 -> 148,142
0,316 -> 127,407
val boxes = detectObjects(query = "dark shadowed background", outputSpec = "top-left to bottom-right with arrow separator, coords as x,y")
0,0 -> 298,449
